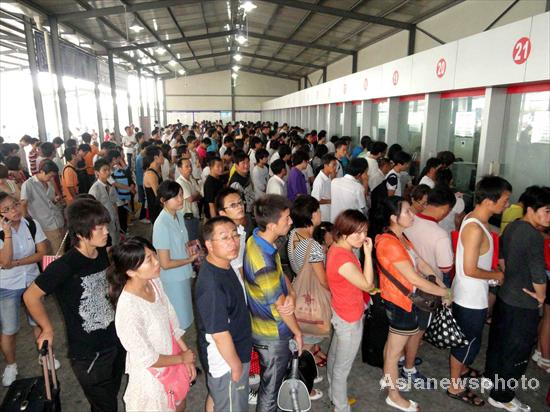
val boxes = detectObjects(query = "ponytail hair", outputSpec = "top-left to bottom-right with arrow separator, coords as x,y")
107,236 -> 156,307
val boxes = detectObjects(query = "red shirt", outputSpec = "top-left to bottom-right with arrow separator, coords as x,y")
544,238 -> 550,271
326,245 -> 365,322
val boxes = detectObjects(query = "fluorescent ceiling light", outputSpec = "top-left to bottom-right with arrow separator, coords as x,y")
232,65 -> 240,72
169,59 -> 177,66
178,69 -> 185,75
240,1 -> 257,13
153,19 -> 158,31
235,34 -> 247,45
129,24 -> 143,33
156,47 -> 166,55
233,53 -> 242,61
231,72 -> 238,79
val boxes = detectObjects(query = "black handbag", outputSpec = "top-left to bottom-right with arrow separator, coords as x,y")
361,293 -> 389,368
377,262 -> 442,313
424,306 -> 469,349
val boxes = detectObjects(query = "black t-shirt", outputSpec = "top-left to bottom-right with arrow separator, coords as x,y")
228,172 -> 255,213
203,175 -> 224,218
498,220 -> 547,309
35,247 -> 119,358
195,260 -> 252,367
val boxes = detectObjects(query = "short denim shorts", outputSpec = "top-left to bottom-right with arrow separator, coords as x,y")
384,300 -> 419,336
0,288 -> 37,335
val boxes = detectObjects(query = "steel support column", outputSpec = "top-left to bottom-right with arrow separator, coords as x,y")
162,79 -> 167,126
408,25 -> 416,55
23,17 -> 46,140
420,93 -> 440,167
352,51 -> 358,73
154,75 -> 160,124
48,16 -> 70,141
322,67 -> 327,83
231,76 -> 235,122
107,51 -> 121,143
94,60 -> 103,142
127,89 -> 132,126
137,68 -> 145,119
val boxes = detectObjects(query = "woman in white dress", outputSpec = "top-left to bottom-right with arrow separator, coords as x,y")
108,237 -> 197,411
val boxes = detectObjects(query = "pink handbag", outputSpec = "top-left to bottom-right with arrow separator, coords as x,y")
147,282 -> 190,409
42,231 -> 69,270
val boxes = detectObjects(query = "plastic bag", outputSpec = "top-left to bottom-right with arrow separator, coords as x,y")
292,240 -> 332,337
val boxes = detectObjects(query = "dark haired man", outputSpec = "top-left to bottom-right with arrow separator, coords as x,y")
386,151 -> 412,197
89,159 -> 120,246
243,195 -> 302,412
24,198 -> 124,412
287,151 -> 309,201
312,154 -> 337,222
62,147 -> 81,205
334,140 -> 348,178
485,186 -> 550,412
252,149 -> 270,199
266,159 -> 287,196
228,150 -> 255,218
204,157 -> 225,219
21,160 -> 64,255
196,216 -> 252,412
330,157 -> 368,222
447,175 -> 512,407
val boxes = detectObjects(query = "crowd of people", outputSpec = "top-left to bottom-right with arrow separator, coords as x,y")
0,120 -> 549,412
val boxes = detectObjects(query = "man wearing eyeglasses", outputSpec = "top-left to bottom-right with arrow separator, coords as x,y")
195,216 -> 252,412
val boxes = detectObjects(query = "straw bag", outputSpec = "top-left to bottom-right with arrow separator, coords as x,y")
42,231 -> 69,270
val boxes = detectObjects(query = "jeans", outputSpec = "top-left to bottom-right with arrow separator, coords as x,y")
138,185 -> 146,220
207,362 -> 250,412
484,298 -> 539,403
253,339 -> 291,412
70,345 -> 125,412
0,288 -> 36,335
327,310 -> 364,412
126,153 -> 132,171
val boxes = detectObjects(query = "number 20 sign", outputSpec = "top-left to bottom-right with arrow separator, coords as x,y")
512,37 -> 531,65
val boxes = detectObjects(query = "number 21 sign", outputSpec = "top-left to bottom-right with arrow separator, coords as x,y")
512,37 -> 531,65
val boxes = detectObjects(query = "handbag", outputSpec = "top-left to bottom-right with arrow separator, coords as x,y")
292,239 -> 332,337
377,262 -> 442,313
147,281 -> 190,410
424,306 -> 469,349
361,294 -> 389,368
42,231 -> 69,270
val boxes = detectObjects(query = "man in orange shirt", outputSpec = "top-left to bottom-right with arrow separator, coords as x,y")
82,133 -> 99,186
62,146 -> 81,204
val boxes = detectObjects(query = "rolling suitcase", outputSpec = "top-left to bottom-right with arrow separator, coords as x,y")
0,341 -> 60,412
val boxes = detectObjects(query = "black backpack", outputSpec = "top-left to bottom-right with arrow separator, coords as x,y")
0,217 -> 37,243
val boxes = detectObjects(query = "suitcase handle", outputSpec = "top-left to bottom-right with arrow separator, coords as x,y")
39,340 -> 58,401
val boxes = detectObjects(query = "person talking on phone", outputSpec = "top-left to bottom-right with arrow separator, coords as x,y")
0,191 -> 49,387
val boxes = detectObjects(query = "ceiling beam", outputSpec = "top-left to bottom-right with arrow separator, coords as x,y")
247,31 -> 354,55
260,0 -> 413,30
111,30 -> 235,52
142,51 -> 230,67
56,0 -> 208,22
160,64 -> 301,81
167,6 -> 201,69
240,51 -> 324,69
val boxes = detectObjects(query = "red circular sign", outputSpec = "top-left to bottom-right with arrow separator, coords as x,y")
436,58 -> 446,78
512,37 -> 531,64
363,77 -> 368,90
392,70 -> 399,86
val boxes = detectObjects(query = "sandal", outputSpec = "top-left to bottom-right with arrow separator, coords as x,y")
460,366 -> 483,379
446,389 -> 485,407
312,348 -> 327,367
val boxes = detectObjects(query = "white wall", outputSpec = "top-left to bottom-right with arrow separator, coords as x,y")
310,0 -> 547,81
164,70 -> 298,112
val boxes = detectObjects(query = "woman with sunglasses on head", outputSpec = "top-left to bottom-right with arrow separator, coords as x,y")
152,181 -> 199,332
109,237 -> 196,411
0,192 -> 49,386
326,209 -> 375,412
375,196 -> 451,412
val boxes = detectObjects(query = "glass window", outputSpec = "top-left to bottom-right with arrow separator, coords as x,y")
355,103 -> 362,139
336,104 -> 343,136
397,99 -> 425,177
76,78 -> 98,135
0,70 -> 38,142
437,95 -> 485,194
372,100 -> 388,141
128,74 -> 141,126
500,90 -> 550,202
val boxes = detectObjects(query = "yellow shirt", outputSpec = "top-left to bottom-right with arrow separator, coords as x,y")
500,203 -> 523,233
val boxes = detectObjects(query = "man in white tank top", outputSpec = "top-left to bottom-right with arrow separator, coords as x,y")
446,176 -> 512,407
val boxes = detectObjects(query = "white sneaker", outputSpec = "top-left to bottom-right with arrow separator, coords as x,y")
2,363 -> 17,387
38,354 -> 61,370
249,373 -> 260,386
531,349 -> 541,363
139,218 -> 151,224
488,397 -> 531,412
248,389 -> 258,405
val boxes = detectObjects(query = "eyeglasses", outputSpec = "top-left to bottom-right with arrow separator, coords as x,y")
0,201 -> 20,214
414,200 -> 428,207
222,200 -> 244,210
211,233 -> 241,242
